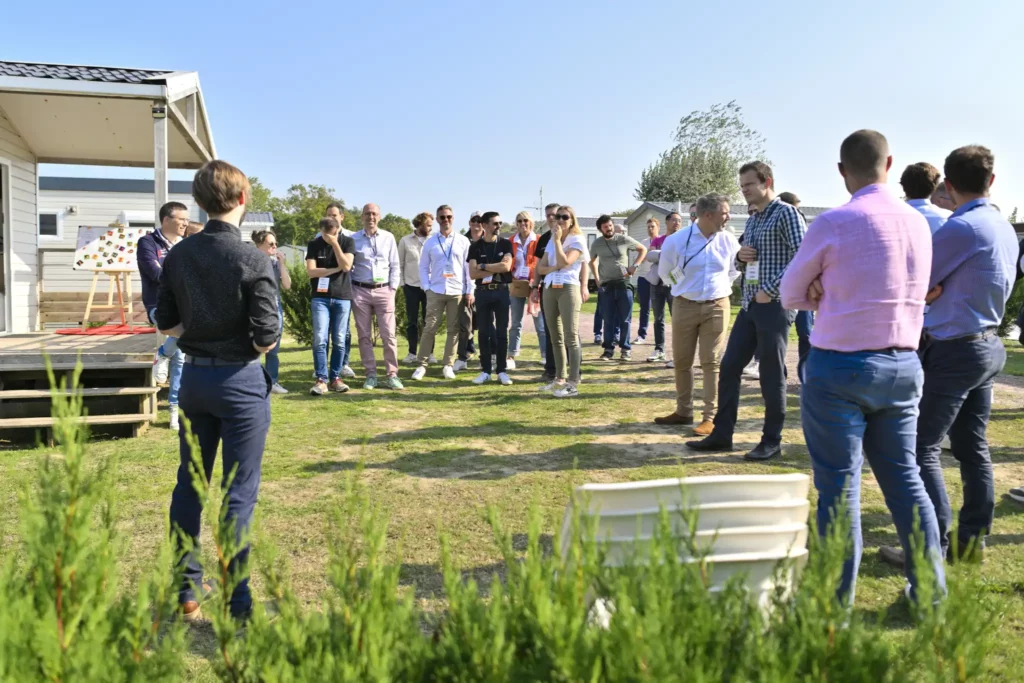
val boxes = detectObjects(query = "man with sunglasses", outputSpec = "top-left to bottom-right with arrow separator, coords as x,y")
590,215 -> 647,361
411,206 -> 473,381
468,211 -> 515,385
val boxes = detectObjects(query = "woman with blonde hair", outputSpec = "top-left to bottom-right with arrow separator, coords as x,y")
507,210 -> 545,367
536,205 -> 588,398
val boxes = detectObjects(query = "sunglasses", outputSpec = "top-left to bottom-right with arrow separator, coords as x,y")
266,242 -> 277,248
555,214 -> 571,221
516,219 -> 530,224
438,215 -> 453,220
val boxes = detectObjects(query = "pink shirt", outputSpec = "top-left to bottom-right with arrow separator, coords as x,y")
780,184 -> 932,352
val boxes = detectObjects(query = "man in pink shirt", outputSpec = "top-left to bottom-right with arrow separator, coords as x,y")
780,129 -> 945,606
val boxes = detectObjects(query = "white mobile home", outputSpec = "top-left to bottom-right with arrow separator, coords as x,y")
0,60 -> 217,333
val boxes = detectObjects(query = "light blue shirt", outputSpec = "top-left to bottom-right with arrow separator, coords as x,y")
925,198 -> 1018,340
907,198 -> 952,235
419,231 -> 473,296
351,229 -> 400,290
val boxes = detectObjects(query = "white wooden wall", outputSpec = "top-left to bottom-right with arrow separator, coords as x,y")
37,189 -> 198,293
0,107 -> 38,334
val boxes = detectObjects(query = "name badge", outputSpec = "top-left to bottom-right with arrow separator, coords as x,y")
745,260 -> 760,286
317,277 -> 330,293
443,263 -> 455,279
515,264 -> 530,280
372,258 -> 388,284
669,267 -> 684,286
482,275 -> 493,284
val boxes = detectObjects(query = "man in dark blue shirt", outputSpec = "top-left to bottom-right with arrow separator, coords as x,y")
156,160 -> 279,622
137,201 -> 188,428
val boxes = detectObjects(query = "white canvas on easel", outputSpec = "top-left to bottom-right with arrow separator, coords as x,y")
73,224 -> 144,330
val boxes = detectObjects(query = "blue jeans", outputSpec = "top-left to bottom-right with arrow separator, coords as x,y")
264,306 -> 283,384
599,284 -> 633,352
170,360 -> 271,617
149,307 -> 184,406
636,278 -> 651,339
916,332 -> 1004,557
594,290 -> 603,340
802,348 -> 945,605
651,284 -> 671,352
311,297 -> 351,382
509,294 -> 546,357
795,310 -> 814,382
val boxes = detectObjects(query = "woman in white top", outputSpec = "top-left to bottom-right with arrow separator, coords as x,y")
508,211 -> 546,368
536,206 -> 588,398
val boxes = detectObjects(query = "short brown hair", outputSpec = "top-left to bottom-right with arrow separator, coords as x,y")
319,217 -> 339,233
436,204 -> 452,215
186,221 -> 204,237
412,212 -> 434,229
900,162 -> 942,200
192,160 -> 250,215
544,203 -> 560,213
944,145 -> 994,195
738,161 -> 773,185
840,129 -> 889,179
325,201 -> 345,215
647,217 -> 660,228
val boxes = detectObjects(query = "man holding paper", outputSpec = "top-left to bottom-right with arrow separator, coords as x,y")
654,194 -> 740,436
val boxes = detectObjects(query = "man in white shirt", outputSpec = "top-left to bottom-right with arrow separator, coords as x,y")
411,205 -> 473,381
351,203 -> 403,390
901,162 -> 953,234
398,212 -> 433,363
654,194 -> 740,436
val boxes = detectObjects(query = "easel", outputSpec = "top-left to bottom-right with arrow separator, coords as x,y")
80,221 -> 135,331
81,270 -> 135,331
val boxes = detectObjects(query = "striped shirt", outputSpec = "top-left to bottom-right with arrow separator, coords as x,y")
738,198 -> 806,309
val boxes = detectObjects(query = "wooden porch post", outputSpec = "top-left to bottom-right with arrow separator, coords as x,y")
153,102 -> 168,223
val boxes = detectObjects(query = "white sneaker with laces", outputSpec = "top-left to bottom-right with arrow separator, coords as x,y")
402,353 -> 418,364
153,352 -> 170,385
632,336 -> 647,345
498,372 -> 513,386
553,383 -> 579,398
472,371 -> 490,385
505,358 -> 516,370
271,383 -> 289,394
647,350 -> 666,363
168,405 -> 179,431
453,360 -> 468,372
666,359 -> 675,369
429,355 -> 437,364
743,361 -> 760,379
442,365 -> 456,380
411,366 -> 427,381
341,365 -> 356,379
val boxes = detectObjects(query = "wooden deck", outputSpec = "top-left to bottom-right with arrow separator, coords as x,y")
0,332 -> 156,371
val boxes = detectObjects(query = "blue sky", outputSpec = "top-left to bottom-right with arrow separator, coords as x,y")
7,0 -> 1024,220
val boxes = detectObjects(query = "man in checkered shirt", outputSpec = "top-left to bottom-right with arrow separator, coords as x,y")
687,161 -> 806,461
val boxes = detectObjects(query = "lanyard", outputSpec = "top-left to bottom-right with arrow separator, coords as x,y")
680,227 -> 714,271
367,233 -> 378,259
438,233 -> 454,262
602,237 -> 620,260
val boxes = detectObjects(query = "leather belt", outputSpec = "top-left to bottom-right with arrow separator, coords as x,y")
476,282 -> 509,290
185,356 -> 259,367
353,281 -> 389,289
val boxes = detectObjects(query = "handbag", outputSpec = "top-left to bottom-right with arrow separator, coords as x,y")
510,280 -> 532,298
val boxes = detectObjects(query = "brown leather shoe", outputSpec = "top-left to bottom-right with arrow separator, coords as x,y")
181,600 -> 203,622
654,412 -> 694,426
692,420 -> 714,436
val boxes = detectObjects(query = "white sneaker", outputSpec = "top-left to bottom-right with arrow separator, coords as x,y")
168,405 -> 179,431
553,383 -> 579,398
539,382 -> 559,393
647,350 -> 666,363
341,365 -> 356,379
411,366 -> 427,381
743,361 -> 760,379
153,352 -> 170,385
271,383 -> 289,394
429,355 -> 438,364
498,372 -> 513,386
453,360 -> 468,372
442,365 -> 456,380
505,358 -> 516,371
632,336 -> 647,345
472,372 -> 490,385
402,353 -> 418,364
540,356 -> 547,365
666,359 -> 675,369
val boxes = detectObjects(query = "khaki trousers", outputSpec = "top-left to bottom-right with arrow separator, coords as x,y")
417,291 -> 463,367
671,296 -> 730,421
542,285 -> 582,383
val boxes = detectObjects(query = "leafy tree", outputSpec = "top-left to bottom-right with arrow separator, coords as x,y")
247,177 -> 275,212
636,101 -> 768,203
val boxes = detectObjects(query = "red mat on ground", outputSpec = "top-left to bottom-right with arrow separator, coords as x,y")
55,325 -> 155,336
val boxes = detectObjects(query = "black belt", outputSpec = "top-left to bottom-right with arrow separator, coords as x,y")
678,295 -> 729,305
476,282 -> 509,290
184,355 -> 259,367
924,327 -> 998,344
353,281 -> 389,289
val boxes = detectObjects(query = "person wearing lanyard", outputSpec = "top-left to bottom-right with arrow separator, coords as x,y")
468,211 -> 515,385
877,145 -> 1017,569
156,160 -> 279,623
508,211 -> 545,367
306,216 -> 355,395
688,161 -> 806,461
351,203 -> 404,390
655,194 -> 740,436
536,206 -> 589,398
411,205 -> 473,380
324,202 -> 357,380
590,215 -> 647,362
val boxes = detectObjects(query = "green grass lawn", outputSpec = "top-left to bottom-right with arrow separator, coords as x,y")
2,325 -> 1024,680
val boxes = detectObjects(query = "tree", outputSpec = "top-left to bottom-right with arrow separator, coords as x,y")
635,101 -> 768,203
271,184 -> 343,246
247,177 -> 275,212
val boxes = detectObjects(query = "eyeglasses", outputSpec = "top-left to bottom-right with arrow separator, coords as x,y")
555,214 -> 571,221
438,215 -> 453,220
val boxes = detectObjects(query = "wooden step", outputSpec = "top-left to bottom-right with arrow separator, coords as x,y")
0,387 -> 159,400
0,413 -> 150,429
0,361 -> 152,372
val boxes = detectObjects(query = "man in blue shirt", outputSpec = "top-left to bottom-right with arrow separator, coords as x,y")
882,145 -> 1017,568
900,162 -> 952,234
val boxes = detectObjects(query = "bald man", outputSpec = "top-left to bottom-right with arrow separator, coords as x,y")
351,203 -> 404,390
